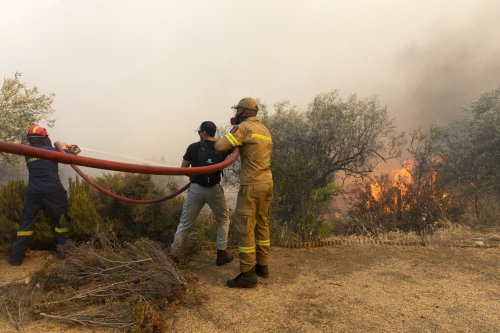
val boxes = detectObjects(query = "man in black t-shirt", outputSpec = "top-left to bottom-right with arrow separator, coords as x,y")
171,121 -> 233,266
8,125 -> 80,266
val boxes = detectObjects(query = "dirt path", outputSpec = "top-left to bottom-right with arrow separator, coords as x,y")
1,245 -> 499,332
174,245 -> 499,333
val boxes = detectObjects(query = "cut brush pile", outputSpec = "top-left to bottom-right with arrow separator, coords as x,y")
1,234 -> 187,332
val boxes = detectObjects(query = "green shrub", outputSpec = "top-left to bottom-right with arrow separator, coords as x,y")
191,209 -> 219,245
68,177 -> 106,238
0,174 -> 186,252
88,173 -> 184,244
0,180 -> 56,251
32,210 -> 56,250
0,180 -> 26,250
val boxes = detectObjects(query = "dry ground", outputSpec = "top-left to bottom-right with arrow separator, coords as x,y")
1,244 -> 499,333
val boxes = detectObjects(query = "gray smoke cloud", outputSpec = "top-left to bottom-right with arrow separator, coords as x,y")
398,2 -> 500,126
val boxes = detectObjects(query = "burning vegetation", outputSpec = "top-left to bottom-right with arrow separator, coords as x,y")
349,159 -> 458,233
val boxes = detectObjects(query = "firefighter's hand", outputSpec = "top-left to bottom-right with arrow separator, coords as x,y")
66,144 -> 81,155
55,141 -> 80,154
54,141 -> 67,149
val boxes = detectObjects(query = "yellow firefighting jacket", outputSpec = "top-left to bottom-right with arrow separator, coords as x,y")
215,116 -> 273,185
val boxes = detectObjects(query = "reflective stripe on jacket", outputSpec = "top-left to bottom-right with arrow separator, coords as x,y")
215,116 -> 273,185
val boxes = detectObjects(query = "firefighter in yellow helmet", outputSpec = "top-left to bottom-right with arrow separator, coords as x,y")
215,97 -> 273,288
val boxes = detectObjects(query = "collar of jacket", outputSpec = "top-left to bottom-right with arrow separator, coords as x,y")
242,116 -> 260,122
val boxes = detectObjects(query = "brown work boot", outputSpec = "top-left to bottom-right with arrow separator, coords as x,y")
255,264 -> 269,278
216,250 -> 233,266
226,267 -> 258,288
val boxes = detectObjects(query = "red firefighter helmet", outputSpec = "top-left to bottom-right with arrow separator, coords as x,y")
27,124 -> 48,138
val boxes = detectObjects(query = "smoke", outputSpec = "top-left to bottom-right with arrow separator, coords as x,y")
398,2 -> 500,126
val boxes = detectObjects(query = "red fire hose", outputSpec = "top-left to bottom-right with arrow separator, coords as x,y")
55,143 -> 191,204
0,141 -> 239,204
0,141 -> 238,175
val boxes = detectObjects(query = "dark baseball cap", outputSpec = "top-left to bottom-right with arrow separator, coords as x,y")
197,121 -> 216,136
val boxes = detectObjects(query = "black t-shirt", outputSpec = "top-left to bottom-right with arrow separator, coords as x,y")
183,140 -> 228,185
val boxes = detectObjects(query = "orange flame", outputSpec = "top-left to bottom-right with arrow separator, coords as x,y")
393,161 -> 413,185
368,160 -> 450,215
370,183 -> 382,201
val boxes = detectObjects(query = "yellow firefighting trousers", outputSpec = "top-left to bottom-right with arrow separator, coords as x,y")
234,182 -> 273,272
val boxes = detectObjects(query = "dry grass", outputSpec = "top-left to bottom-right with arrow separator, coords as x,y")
1,237 -> 499,333
173,244 -> 500,333
325,219 -> 500,248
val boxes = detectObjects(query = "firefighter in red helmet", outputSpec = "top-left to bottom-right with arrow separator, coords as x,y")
8,125 -> 80,266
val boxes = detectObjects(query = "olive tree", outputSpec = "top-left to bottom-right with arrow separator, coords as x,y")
263,91 -> 404,237
0,72 -> 55,165
435,87 -> 500,224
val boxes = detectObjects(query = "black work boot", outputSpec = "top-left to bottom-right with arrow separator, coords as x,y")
256,264 -> 269,278
7,248 -> 24,266
216,250 -> 234,266
7,257 -> 23,266
226,267 -> 258,288
54,250 -> 67,260
168,248 -> 180,264
54,244 -> 68,260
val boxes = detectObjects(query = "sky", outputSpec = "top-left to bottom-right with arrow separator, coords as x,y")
1,0 -> 499,168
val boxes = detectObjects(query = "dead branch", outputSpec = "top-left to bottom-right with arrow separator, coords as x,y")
1,233 -> 187,331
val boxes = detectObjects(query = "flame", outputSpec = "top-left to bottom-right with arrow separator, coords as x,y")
369,161 -> 415,212
430,170 -> 438,183
370,161 -> 414,203
367,160 -> 450,216
393,161 -> 413,185
370,183 -> 382,201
